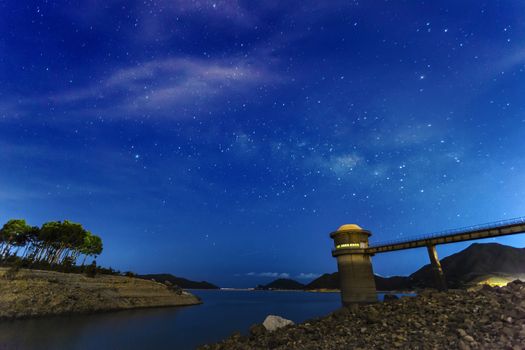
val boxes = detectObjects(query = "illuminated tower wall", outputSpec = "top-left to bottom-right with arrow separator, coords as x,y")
330,224 -> 377,305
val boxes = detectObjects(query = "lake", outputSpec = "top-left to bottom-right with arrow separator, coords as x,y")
0,290 -> 402,350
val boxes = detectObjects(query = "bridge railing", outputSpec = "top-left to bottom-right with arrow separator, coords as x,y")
368,216 -> 525,248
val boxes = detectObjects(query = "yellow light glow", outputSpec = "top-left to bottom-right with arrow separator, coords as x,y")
337,224 -> 363,231
336,243 -> 360,249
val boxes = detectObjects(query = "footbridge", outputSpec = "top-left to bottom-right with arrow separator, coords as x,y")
330,217 -> 525,305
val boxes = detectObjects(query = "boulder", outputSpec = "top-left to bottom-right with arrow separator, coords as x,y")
262,315 -> 294,332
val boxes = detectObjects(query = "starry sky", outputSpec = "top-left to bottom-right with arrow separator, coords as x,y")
1,1 -> 525,287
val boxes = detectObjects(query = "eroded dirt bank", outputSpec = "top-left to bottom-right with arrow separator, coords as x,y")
0,268 -> 201,319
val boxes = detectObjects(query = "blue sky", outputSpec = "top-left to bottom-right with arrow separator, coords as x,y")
1,0 -> 525,287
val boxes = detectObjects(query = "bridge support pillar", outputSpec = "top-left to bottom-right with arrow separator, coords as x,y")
330,224 -> 377,305
426,245 -> 447,291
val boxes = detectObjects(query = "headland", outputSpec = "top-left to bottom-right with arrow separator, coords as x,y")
0,268 -> 201,319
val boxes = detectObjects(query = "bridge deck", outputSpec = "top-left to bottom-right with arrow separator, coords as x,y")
366,217 -> 525,254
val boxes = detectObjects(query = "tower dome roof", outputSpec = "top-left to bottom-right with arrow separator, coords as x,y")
337,224 -> 363,231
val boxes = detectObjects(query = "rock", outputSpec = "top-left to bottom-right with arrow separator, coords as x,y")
457,328 -> 467,337
463,335 -> 474,343
481,284 -> 493,291
267,337 -> 282,349
508,280 -> 524,288
249,324 -> 267,336
458,340 -> 471,350
502,327 -> 514,337
263,315 -> 295,332
230,331 -> 242,340
384,294 -> 399,301
199,281 -> 525,350
332,306 -> 351,319
514,307 -> 525,319
365,308 -> 381,323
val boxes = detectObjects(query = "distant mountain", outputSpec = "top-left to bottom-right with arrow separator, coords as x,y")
256,278 -> 305,290
138,274 -> 219,289
410,243 -> 525,288
304,273 -> 411,291
305,273 -> 338,290
305,243 -> 525,290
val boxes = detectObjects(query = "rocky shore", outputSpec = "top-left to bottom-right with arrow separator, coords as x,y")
0,268 -> 201,319
200,280 -> 525,349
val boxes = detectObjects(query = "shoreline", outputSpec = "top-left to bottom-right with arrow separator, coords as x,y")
0,268 -> 201,320
200,288 -> 417,295
252,288 -> 416,294
0,300 -> 201,322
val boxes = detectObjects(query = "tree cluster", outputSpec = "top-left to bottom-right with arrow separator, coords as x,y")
0,219 -> 103,267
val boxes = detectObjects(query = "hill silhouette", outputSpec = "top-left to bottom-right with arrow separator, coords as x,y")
138,274 -> 219,289
410,243 -> 525,288
304,273 -> 411,291
305,243 -> 525,290
256,278 -> 306,290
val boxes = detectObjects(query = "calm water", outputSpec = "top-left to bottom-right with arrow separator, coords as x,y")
0,291 -> 400,350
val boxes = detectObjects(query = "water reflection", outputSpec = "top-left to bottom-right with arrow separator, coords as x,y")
0,291 -> 410,350
0,306 -> 188,350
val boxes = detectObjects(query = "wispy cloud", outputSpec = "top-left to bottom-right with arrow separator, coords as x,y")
155,0 -> 259,26
306,153 -> 362,176
60,57 -> 272,106
241,272 -> 321,280
0,100 -> 25,120
245,272 -> 290,278
327,154 -> 361,175
498,47 -> 525,72
296,272 -> 321,280
65,1 -> 280,44
0,181 -> 113,202
8,56 -> 278,120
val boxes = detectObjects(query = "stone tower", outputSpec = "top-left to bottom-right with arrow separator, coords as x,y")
330,224 -> 377,305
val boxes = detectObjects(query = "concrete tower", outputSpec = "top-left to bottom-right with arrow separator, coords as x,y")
330,224 -> 377,305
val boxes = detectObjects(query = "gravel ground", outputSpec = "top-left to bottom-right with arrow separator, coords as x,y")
200,281 -> 525,350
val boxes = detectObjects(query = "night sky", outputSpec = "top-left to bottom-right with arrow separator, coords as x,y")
1,1 -> 524,287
